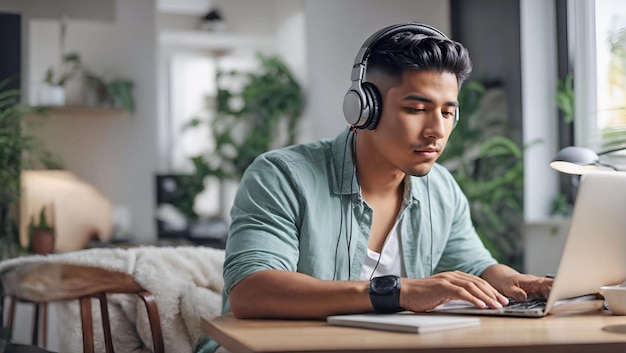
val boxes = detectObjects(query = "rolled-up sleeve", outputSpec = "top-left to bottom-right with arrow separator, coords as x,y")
223,153 -> 303,295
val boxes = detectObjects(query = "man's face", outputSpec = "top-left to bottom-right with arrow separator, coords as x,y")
369,70 -> 459,176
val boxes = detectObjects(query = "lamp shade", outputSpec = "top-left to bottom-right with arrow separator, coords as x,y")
549,146 -> 601,175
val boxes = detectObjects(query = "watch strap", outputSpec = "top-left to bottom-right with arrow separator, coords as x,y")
369,275 -> 403,314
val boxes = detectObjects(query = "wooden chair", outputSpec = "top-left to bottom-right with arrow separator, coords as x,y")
5,297 -> 48,349
1,263 -> 164,353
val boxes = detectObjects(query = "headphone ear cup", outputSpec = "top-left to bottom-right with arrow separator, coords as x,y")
362,82 -> 382,130
343,88 -> 362,127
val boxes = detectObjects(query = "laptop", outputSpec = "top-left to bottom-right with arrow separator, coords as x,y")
434,171 -> 626,317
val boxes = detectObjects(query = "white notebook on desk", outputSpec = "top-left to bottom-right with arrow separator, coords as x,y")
326,312 -> 480,333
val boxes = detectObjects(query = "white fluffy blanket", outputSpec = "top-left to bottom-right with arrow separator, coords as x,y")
0,246 -> 225,353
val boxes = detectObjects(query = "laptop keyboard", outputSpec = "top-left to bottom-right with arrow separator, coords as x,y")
505,297 -> 547,310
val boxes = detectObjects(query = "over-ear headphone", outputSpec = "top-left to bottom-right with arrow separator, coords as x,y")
342,23 -> 460,130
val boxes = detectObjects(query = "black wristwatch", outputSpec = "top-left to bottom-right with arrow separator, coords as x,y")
369,275 -> 404,314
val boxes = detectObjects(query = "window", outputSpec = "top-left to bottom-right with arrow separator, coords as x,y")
571,0 -> 626,154
168,54 -> 217,172
596,0 -> 626,151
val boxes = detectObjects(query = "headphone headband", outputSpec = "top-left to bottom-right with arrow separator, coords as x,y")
353,23 -> 448,66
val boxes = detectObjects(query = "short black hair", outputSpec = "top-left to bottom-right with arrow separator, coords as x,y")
366,31 -> 472,88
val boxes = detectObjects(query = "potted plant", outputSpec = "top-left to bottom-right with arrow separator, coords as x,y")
40,50 -> 136,111
166,54 -> 304,239
28,205 -> 55,255
210,53 -> 304,179
85,73 -> 136,113
39,52 -> 82,106
106,79 -> 135,113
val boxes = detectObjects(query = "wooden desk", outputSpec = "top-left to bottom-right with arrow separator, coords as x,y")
203,312 -> 626,353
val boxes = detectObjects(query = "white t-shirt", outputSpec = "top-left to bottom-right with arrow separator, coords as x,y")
359,218 -> 405,280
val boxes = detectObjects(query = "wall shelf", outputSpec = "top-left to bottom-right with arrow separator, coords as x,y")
44,105 -> 129,118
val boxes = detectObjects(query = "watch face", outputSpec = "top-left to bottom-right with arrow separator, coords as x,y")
372,276 -> 396,294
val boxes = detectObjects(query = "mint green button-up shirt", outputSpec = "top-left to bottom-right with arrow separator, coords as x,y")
221,128 -> 497,311
197,129 -> 498,352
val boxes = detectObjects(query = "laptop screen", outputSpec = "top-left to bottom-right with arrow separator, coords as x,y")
544,171 -> 626,311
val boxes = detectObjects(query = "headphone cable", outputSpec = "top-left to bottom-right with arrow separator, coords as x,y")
333,127 -> 354,280
347,128 -> 358,279
426,174 -> 434,276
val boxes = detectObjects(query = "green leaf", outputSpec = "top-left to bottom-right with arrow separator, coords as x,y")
556,73 -> 574,123
478,136 -> 522,158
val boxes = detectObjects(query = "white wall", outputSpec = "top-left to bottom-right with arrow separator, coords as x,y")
300,0 -> 450,142
28,0 -> 159,241
273,0 -> 306,86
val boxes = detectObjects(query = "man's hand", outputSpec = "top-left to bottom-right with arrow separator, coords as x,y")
480,264 -> 553,302
399,270 -> 510,312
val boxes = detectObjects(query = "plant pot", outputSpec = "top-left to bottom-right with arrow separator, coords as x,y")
37,85 -> 66,106
31,230 -> 55,255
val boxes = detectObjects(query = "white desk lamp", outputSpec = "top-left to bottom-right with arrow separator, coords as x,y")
549,146 -> 624,175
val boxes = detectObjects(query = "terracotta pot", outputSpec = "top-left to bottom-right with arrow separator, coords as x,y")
31,230 -> 55,255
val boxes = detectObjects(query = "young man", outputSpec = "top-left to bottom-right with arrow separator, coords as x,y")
221,23 -> 552,320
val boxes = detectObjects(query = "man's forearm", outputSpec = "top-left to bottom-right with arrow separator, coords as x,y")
229,269 -> 372,319
480,263 -> 521,285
